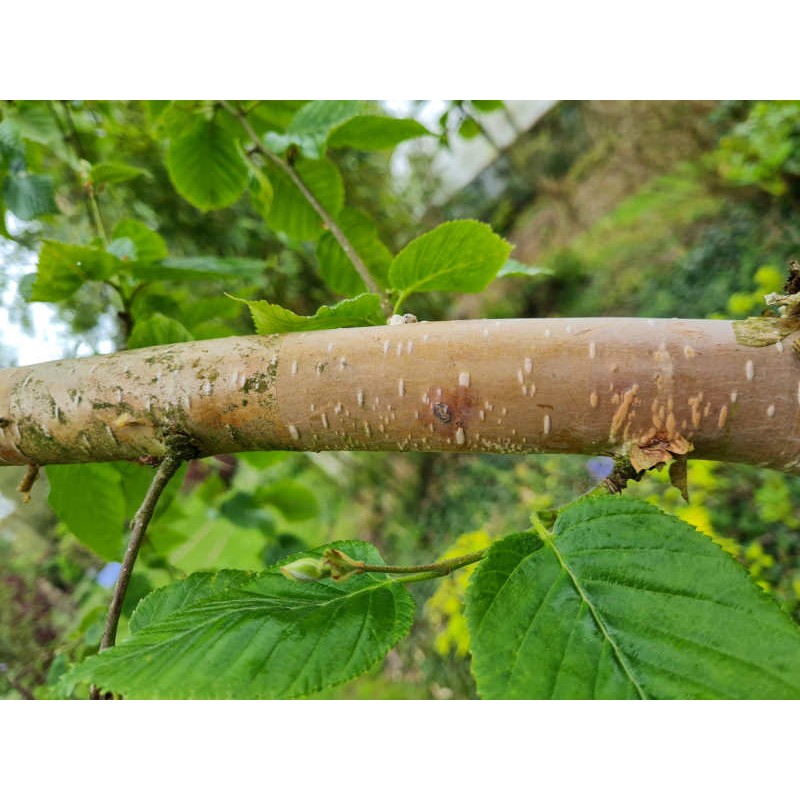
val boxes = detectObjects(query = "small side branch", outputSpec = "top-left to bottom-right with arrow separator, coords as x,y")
221,100 -> 391,315
96,456 -> 182,652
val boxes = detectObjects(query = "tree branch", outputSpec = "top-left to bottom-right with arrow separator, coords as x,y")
1,318 -> 799,474
97,455 -> 182,654
221,100 -> 390,314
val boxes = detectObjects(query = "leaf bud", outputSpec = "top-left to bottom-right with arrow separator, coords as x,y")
280,557 -> 330,582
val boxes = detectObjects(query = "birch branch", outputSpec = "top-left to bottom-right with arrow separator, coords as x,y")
1,318 -> 798,474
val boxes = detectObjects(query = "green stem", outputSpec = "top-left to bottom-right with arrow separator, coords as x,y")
221,100 -> 392,317
324,548 -> 487,584
87,186 -> 109,246
361,550 -> 487,576
392,290 -> 411,316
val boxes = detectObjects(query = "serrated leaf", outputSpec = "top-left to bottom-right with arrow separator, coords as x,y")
328,115 -> 431,151
255,480 -> 319,521
466,497 -> 800,699
30,240 -> 120,301
89,162 -> 148,185
66,540 -> 415,698
389,220 -> 512,299
496,259 -> 553,279
166,115 -> 249,211
46,463 -> 126,560
264,157 -> 344,242
128,313 -> 194,349
240,293 -> 384,334
132,255 -> 265,281
316,207 -> 392,294
110,219 -> 168,265
130,570 -> 254,634
3,173 -> 57,220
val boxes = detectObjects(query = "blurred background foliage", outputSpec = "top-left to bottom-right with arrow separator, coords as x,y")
2,99 -> 800,699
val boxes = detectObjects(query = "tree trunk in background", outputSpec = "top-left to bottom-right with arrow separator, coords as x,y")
1,318 -> 798,474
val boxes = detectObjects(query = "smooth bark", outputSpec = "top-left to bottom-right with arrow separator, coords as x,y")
1,318 -> 798,473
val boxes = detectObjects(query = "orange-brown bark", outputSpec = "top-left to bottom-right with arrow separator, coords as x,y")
1,318 -> 799,473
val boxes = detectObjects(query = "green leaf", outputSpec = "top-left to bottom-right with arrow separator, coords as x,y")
458,117 -> 481,140
166,115 -> 249,211
130,570 -> 254,634
132,256 -> 265,281
240,293 -> 384,334
2,173 -> 57,220
466,497 -> 800,699
264,157 -> 344,242
288,100 -> 361,136
0,118 -> 24,163
30,241 -> 119,301
388,220 -> 512,300
67,540 -> 415,698
110,220 -> 168,264
263,101 -> 361,159
46,464 -> 126,560
89,162 -> 148,185
128,313 -> 194,349
328,115 -> 431,151
470,100 -> 505,112
255,480 -> 319,521
496,259 -> 553,279
316,207 -> 392,294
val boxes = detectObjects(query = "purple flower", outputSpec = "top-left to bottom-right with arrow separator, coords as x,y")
587,457 -> 614,481
96,562 -> 122,588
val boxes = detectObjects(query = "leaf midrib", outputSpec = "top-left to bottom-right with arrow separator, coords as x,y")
542,534 -> 649,700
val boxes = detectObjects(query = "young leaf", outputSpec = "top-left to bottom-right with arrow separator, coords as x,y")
66,541 -> 415,698
241,293 -> 384,335
166,114 -> 249,211
30,241 -> 119,301
110,219 -> 168,264
2,173 -> 57,220
46,463 -> 127,560
89,162 -> 148,185
264,157 -> 344,242
466,497 -> 800,699
127,313 -> 194,349
316,207 -> 392,295
328,115 -> 431,151
388,220 -> 512,302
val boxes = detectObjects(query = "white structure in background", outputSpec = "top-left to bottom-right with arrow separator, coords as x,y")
387,100 -> 556,203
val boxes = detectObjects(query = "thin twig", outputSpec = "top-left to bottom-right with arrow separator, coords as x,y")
93,455 -> 182,675
323,547 -> 486,582
221,100 -> 391,315
360,550 -> 487,575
